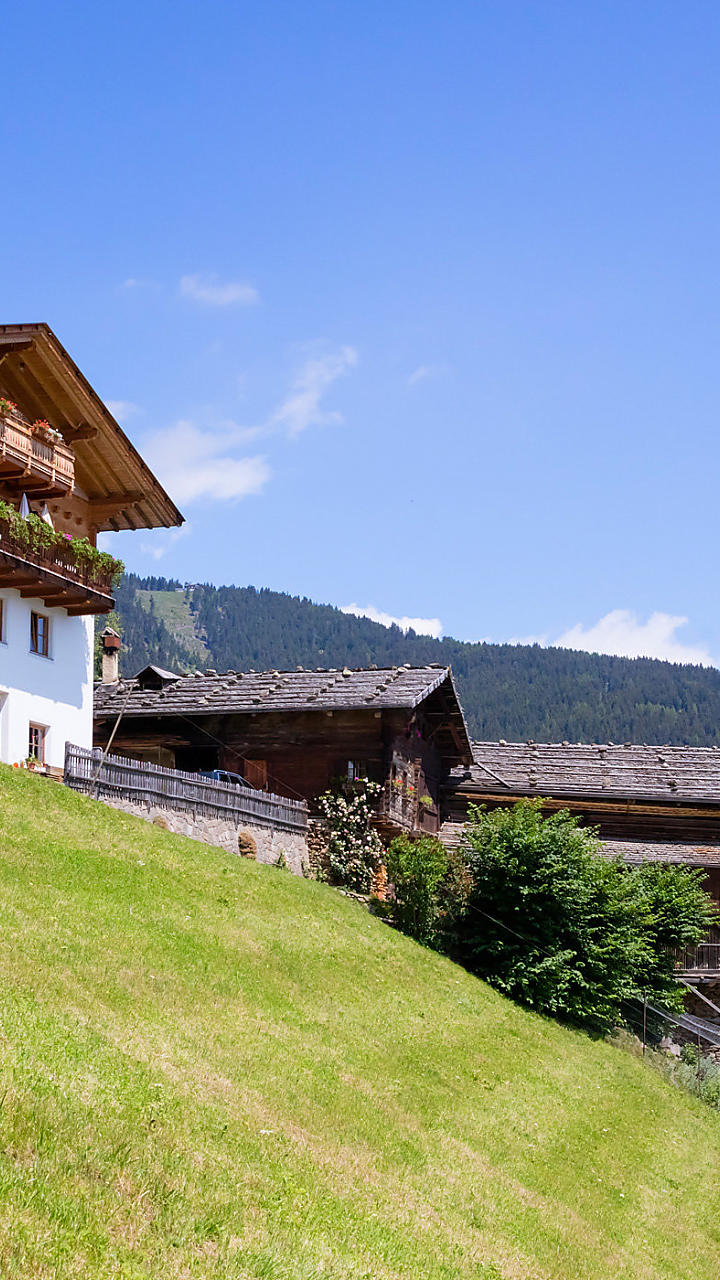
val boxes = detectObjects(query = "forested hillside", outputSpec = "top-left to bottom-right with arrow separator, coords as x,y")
109,574 -> 720,745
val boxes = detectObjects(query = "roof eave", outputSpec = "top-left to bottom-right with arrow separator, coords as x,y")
0,323 -> 184,532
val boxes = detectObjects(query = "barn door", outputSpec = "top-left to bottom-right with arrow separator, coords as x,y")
244,758 -> 268,790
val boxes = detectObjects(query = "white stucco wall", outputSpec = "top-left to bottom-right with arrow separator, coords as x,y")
0,589 -> 94,769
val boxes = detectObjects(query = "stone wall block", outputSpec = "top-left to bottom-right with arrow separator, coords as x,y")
100,796 -> 307,875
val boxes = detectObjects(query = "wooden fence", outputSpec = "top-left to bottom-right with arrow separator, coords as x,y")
64,742 -> 307,833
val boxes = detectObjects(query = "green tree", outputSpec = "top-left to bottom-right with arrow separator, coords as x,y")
113,573 -> 720,746
455,800 -> 715,1032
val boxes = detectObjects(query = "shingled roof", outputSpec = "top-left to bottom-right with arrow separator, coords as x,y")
598,839 -> 720,868
448,740 -> 720,805
439,822 -> 720,867
94,663 -> 468,728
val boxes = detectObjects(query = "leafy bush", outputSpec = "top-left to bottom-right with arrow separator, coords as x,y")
455,800 -> 716,1033
386,835 -> 450,945
648,1043 -> 720,1111
628,861 -> 717,1006
0,500 -> 124,587
317,779 -> 384,893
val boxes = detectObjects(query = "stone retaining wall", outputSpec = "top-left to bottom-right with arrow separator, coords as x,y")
104,796 -> 308,876
307,815 -> 331,879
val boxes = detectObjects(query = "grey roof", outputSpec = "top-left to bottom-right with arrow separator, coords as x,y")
136,663 -> 180,683
439,823 -> 720,868
599,839 -> 720,868
447,740 -> 720,805
94,663 -> 460,720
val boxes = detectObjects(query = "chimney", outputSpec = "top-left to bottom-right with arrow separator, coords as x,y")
100,626 -> 121,684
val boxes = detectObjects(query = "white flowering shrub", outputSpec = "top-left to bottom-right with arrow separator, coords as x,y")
317,779 -> 385,892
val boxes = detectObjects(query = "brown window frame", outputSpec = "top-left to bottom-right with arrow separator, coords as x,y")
346,760 -> 368,781
30,611 -> 50,657
28,723 -> 47,764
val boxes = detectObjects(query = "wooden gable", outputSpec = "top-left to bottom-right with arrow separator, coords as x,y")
0,323 -> 183,532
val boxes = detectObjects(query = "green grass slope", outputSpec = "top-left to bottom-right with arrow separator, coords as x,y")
1,768 -> 719,1279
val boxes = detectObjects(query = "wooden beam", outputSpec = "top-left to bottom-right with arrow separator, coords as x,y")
33,590 -> 74,606
63,424 -> 98,443
88,492 -> 144,515
18,585 -> 55,599
66,601 -> 113,616
0,573 -> 40,589
0,340 -> 34,361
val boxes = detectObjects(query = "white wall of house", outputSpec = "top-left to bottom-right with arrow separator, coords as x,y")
0,589 -> 94,769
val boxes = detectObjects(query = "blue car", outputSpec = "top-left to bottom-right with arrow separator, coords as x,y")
199,768 -> 254,789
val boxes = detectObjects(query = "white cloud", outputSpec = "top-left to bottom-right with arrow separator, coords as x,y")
506,611 -> 716,666
139,524 -> 193,562
407,363 -> 443,387
341,603 -> 443,639
143,419 -> 270,505
553,610 -> 716,667
270,346 -> 358,436
171,455 -> 269,503
137,342 -> 356,506
106,400 -> 141,422
179,273 -> 259,307
120,277 -> 160,291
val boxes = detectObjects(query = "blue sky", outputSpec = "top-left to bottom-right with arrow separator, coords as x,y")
4,2 -> 720,663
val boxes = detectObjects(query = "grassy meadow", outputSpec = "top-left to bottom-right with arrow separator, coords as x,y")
0,765 -> 719,1278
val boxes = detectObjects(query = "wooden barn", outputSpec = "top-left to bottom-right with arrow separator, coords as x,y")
443,740 -> 720,987
444,741 -> 720,870
443,738 -> 720,903
93,663 -> 472,839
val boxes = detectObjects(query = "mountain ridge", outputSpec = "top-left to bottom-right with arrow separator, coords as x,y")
108,574 -> 720,746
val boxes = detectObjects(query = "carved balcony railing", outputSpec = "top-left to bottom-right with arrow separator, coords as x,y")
377,780 -> 440,835
378,781 -> 418,832
0,408 -> 75,498
0,510 -> 115,615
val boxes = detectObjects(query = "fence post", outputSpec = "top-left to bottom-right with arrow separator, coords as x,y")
642,996 -> 647,1056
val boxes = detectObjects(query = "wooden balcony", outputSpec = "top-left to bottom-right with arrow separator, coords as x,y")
0,513 -> 114,616
0,408 -> 74,498
376,779 -> 440,836
676,942 -> 720,978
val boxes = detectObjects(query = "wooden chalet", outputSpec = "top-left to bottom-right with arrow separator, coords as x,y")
0,323 -> 182,773
93,664 -> 472,838
0,322 -> 182,615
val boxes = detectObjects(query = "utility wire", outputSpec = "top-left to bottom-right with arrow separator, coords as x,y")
173,712 -> 306,800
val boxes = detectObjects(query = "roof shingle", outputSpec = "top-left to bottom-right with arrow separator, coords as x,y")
449,740 -> 720,804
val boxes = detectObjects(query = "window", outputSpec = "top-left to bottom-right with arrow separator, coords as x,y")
0,598 -> 4,643
28,723 -> 46,764
347,760 -> 368,781
30,611 -> 49,657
